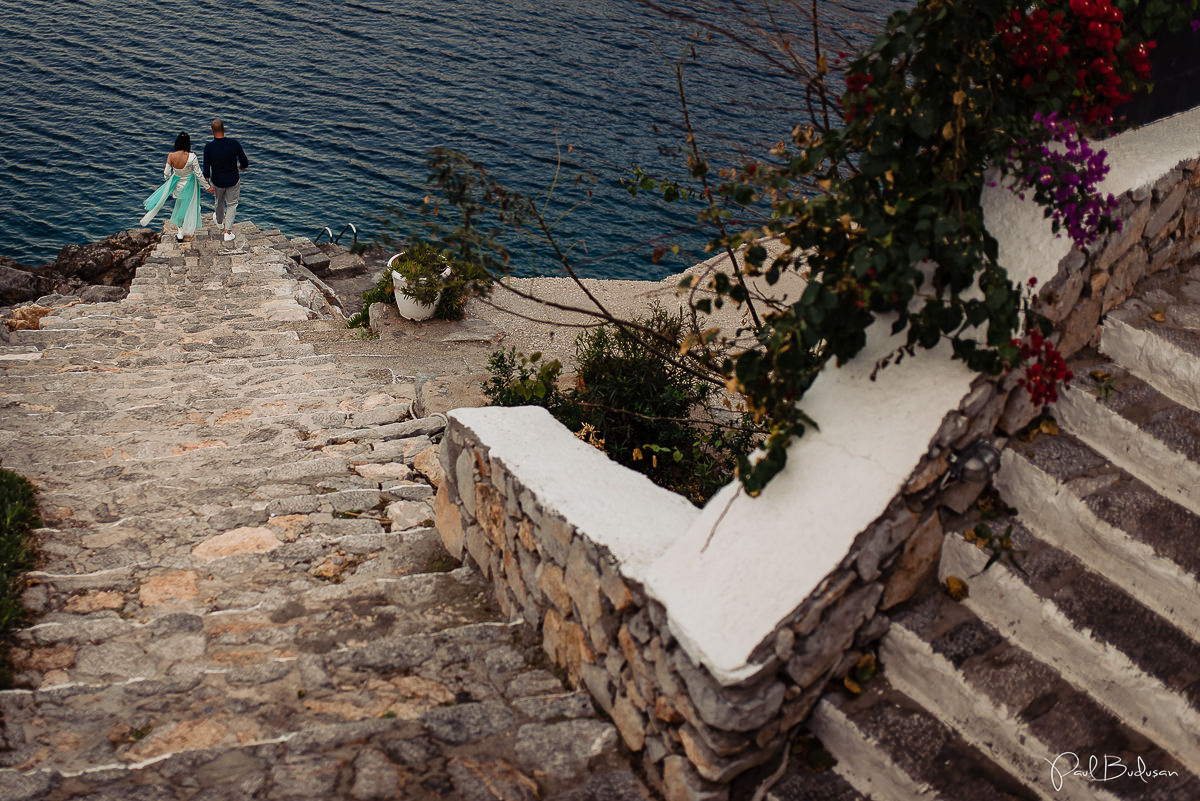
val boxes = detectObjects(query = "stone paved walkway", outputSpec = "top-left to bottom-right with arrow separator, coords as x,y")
0,221 -> 651,800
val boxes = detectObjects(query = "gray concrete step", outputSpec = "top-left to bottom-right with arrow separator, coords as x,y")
809,674 -> 1037,801
1054,352 -> 1200,517
884,590 -> 1199,801
940,518 -> 1200,775
998,432 -> 1200,640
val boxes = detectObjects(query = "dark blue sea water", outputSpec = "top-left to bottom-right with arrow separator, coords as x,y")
0,0 -> 900,279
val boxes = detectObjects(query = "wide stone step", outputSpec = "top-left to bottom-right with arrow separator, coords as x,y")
765,767 -> 869,801
940,522 -> 1200,775
884,589 -> 1200,801
1054,352 -> 1200,517
1,622 -> 643,801
998,433 -> 1200,639
808,675 -> 1036,801
1100,299 -> 1200,414
10,555 -> 484,688
19,483 -> 434,593
3,619 -> 515,775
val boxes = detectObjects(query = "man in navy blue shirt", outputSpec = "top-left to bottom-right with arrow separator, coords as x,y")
203,119 -> 249,242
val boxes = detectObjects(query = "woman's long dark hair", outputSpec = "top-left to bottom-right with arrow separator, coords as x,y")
173,132 -> 190,152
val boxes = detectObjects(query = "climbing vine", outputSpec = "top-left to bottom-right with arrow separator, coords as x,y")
692,0 -> 1196,494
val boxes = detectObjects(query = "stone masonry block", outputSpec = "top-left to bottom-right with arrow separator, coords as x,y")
454,448 -> 476,519
538,515 -> 573,566
671,649 -> 785,733
853,504 -> 918,581
598,558 -> 635,612
1093,198 -> 1151,274
516,542 -> 541,604
1150,238 -> 1177,275
618,626 -> 654,710
679,724 -> 776,784
580,660 -> 614,715
565,540 -> 603,629
881,513 -> 945,609
611,695 -> 647,751
543,608 -> 594,685
787,583 -> 883,689
1103,244 -> 1148,312
663,755 -> 728,801
464,524 -> 493,579
475,483 -> 506,548
1145,180 -> 1188,243
1040,268 -> 1086,324
1055,291 -> 1103,360
536,562 -> 573,617
794,571 -> 857,636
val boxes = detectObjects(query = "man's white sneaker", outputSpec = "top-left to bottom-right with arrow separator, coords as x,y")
223,232 -> 235,242
175,232 -> 185,242
212,212 -> 219,225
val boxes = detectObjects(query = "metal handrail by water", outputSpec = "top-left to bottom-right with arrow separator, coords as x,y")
313,223 -> 358,247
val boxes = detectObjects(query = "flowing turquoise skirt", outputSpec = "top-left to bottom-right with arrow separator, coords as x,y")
140,174 -> 202,236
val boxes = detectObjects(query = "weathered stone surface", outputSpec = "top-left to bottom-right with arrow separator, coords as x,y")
1145,180 -> 1188,242
671,650 -> 785,733
138,571 -> 200,607
0,223 -> 644,798
787,583 -> 883,688
63,590 -> 125,613
350,748 -> 402,801
880,513 -> 944,609
192,526 -> 281,560
448,757 -> 538,801
611,694 -> 646,751
0,259 -> 54,306
124,718 -> 231,762
412,445 -> 444,487
543,608 -> 594,684
513,691 -> 595,721
353,462 -> 413,481
537,562 -> 573,616
662,755 -> 728,801
514,719 -> 618,780
421,701 -> 517,744
386,499 -> 433,531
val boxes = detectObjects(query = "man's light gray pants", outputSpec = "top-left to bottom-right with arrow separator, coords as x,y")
214,182 -> 241,230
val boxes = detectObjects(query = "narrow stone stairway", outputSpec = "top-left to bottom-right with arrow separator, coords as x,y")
0,221 -> 648,800
770,257 -> 1200,800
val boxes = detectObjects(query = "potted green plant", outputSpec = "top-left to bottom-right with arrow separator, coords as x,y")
387,241 -> 452,321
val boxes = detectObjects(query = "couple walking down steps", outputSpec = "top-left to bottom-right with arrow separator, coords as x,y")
141,118 -> 248,242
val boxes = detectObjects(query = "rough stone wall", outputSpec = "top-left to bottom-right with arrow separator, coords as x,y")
433,157 -> 1200,799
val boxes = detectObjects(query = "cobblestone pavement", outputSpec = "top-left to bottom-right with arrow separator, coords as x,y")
0,221 -> 652,800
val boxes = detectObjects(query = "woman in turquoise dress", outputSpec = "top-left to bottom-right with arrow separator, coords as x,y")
140,132 -> 214,241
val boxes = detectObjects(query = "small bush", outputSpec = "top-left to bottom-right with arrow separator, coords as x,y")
0,466 -> 40,688
346,271 -> 395,329
484,308 -> 757,504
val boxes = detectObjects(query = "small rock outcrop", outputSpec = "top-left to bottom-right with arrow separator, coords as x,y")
0,229 -> 160,309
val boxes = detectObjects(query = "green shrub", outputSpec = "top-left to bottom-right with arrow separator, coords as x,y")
0,466 -> 40,688
484,308 -> 757,504
345,271 -> 395,329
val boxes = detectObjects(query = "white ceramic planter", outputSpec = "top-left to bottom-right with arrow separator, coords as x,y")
387,252 -> 441,321
391,270 -> 440,321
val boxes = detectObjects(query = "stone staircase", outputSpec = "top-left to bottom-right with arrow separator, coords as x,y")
0,221 -> 648,800
769,260 -> 1200,798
